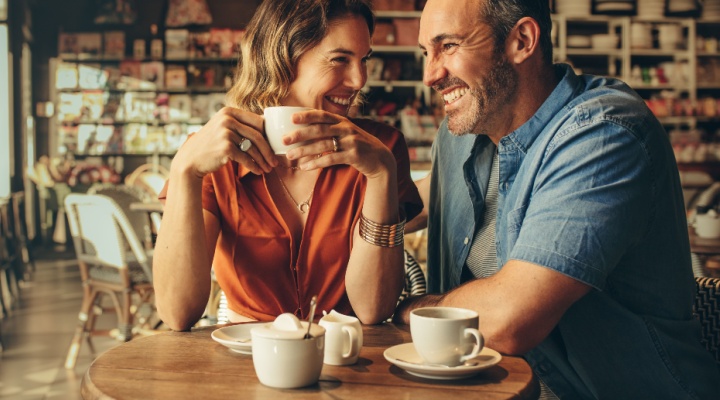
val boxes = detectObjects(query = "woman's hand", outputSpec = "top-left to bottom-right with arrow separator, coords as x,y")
283,110 -> 395,179
172,107 -> 277,178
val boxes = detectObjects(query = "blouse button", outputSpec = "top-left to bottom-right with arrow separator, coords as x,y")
464,237 -> 469,245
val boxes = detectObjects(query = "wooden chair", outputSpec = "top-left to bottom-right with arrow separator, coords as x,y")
63,193 -> 155,369
0,198 -> 21,319
87,183 -> 156,250
694,276 -> 720,365
10,192 -> 36,277
386,251 -> 429,323
199,269 -> 228,326
124,163 -> 169,200
398,250 -> 427,304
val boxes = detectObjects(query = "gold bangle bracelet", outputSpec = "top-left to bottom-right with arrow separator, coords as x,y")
359,214 -> 405,248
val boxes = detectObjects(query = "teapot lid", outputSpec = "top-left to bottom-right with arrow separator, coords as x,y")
251,313 -> 325,340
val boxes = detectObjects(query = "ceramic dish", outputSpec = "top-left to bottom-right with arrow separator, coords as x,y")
383,343 -> 502,380
211,322 -> 269,354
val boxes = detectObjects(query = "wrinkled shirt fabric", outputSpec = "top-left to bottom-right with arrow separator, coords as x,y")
426,64 -> 720,399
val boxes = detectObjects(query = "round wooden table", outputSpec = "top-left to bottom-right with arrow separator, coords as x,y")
82,323 -> 539,399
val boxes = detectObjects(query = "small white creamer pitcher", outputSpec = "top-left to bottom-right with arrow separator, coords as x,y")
319,310 -> 363,366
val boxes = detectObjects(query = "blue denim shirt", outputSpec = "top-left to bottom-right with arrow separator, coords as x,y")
427,64 -> 720,399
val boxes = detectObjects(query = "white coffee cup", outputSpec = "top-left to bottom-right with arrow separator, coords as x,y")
410,307 -> 484,367
319,310 -> 363,366
695,212 -> 720,239
251,313 -> 326,388
263,106 -> 312,154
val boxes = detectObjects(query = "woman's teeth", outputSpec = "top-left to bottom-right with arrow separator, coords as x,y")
328,96 -> 351,106
443,88 -> 467,104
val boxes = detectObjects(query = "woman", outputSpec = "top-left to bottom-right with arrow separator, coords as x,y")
153,0 -> 422,331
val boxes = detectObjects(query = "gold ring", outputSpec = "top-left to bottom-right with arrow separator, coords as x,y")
332,137 -> 339,153
239,138 -> 252,152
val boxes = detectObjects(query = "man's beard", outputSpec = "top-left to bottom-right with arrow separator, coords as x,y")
442,54 -> 518,136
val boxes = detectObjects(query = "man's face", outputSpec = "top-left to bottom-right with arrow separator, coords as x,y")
419,0 -> 518,136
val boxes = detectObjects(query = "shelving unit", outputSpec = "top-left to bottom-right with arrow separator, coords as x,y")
46,10 -> 720,171
48,53 -> 237,159
369,10 -> 424,87
48,9 -> 439,162
553,15 -> 720,176
367,10 -> 435,165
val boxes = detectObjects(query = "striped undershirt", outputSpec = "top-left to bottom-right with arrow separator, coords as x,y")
464,152 -> 499,278
463,152 -> 558,400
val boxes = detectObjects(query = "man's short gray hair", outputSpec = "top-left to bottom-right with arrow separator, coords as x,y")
478,0 -> 553,63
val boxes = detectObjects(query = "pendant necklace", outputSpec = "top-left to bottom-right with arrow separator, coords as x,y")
276,170 -> 314,214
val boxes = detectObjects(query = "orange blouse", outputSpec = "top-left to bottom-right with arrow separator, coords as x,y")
162,118 -> 422,321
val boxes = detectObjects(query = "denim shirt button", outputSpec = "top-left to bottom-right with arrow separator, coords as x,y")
464,237 -> 469,245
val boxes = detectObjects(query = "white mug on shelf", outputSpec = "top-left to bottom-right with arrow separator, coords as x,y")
694,211 -> 720,239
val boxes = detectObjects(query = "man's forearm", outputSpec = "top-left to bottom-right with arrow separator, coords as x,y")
405,209 -> 428,233
392,293 -> 443,324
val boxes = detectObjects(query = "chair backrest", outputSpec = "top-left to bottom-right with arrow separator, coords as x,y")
124,163 -> 169,199
404,250 -> 427,296
0,199 -> 14,266
87,183 -> 152,246
64,193 -> 152,281
10,192 -> 29,244
396,250 -> 427,305
694,276 -> 720,364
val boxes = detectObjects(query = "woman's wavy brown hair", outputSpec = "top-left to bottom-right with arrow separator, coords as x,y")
225,0 -> 375,114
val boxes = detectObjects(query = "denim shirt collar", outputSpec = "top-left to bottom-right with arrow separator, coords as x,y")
428,64 -> 582,292
498,64 -> 579,154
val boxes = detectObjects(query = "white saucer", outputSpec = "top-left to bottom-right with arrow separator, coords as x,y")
383,343 -> 502,380
211,322 -> 269,354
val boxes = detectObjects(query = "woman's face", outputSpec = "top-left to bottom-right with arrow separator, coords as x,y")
283,15 -> 371,115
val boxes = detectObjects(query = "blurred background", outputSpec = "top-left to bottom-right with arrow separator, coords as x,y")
1,0 -> 720,398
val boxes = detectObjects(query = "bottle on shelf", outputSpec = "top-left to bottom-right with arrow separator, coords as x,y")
133,39 -> 146,60
150,24 -> 163,60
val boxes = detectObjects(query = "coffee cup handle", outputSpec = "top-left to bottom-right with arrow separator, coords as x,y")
342,326 -> 359,359
460,328 -> 484,362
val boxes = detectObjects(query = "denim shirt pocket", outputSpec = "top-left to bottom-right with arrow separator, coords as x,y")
505,203 -> 528,233
499,203 -> 528,262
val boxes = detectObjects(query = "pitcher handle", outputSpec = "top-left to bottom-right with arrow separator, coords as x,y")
342,326 -> 359,359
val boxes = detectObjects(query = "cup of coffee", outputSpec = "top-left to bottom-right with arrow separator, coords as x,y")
410,307 -> 483,367
263,106 -> 312,154
319,310 -> 363,366
251,313 -> 326,388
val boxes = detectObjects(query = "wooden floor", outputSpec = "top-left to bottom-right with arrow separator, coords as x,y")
0,244 -> 120,400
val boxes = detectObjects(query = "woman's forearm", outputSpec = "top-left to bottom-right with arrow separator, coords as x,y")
346,159 -> 404,324
153,166 -> 215,331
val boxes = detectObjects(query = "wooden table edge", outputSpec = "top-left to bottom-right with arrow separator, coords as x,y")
80,324 -> 539,399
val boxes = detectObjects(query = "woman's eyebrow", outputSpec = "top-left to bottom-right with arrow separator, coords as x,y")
326,48 -> 373,57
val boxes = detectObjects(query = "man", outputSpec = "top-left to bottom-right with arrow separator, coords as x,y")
396,0 -> 720,398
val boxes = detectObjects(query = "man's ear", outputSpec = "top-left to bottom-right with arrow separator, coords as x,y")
506,17 -> 541,65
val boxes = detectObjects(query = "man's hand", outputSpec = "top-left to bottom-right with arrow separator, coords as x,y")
392,294 -> 443,324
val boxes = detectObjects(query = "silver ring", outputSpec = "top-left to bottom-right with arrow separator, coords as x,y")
332,137 -> 339,153
239,138 -> 252,152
